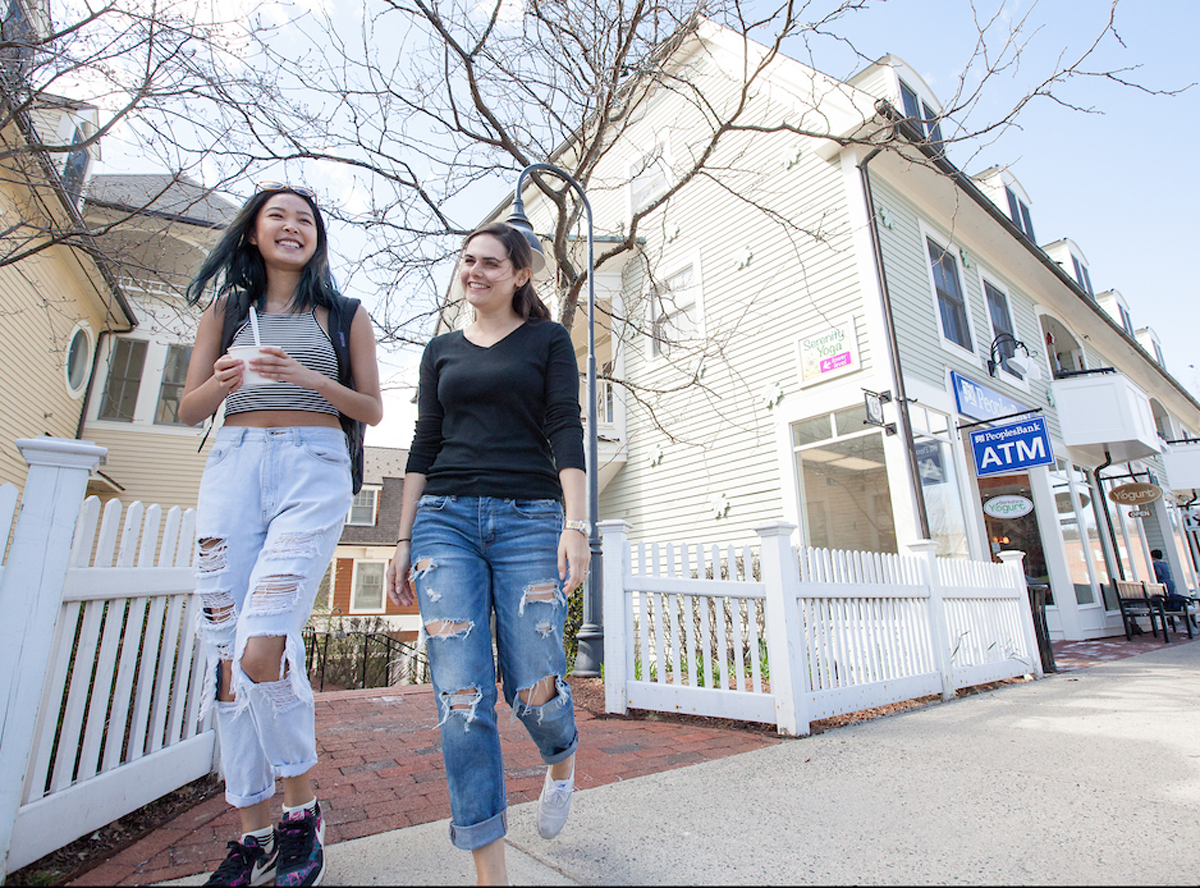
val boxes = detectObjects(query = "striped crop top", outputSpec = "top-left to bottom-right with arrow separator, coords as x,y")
224,310 -> 340,417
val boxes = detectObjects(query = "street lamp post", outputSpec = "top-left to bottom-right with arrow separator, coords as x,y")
506,163 -> 603,676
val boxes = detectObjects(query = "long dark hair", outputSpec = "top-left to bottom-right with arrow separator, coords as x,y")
185,187 -> 339,314
464,222 -> 550,321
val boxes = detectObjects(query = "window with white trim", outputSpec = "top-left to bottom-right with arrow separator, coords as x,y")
99,338 -> 147,421
1118,304 -> 1134,335
650,265 -> 698,359
791,404 -> 896,554
347,487 -> 379,526
154,345 -> 191,425
629,143 -> 669,214
926,236 -> 973,351
1070,255 -> 1095,298
350,561 -> 386,613
983,280 -> 1023,380
1004,187 -> 1036,242
898,79 -> 943,145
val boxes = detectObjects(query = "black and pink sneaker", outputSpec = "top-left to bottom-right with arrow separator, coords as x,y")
204,833 -> 277,886
275,801 -> 326,887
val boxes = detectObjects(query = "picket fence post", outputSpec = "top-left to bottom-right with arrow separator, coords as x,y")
0,438 -> 107,876
599,520 -> 631,715
755,521 -> 808,737
908,540 -> 956,701
997,549 -> 1045,679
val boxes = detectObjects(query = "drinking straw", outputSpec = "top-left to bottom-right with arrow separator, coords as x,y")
249,305 -> 261,346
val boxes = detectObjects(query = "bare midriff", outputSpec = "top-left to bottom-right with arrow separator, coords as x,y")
224,410 -> 341,429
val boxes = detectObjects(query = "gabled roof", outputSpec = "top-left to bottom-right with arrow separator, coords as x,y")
85,174 -> 237,227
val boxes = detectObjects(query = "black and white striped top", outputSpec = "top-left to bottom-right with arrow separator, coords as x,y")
224,310 -> 340,417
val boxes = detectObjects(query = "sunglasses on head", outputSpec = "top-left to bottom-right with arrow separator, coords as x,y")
256,181 -> 318,204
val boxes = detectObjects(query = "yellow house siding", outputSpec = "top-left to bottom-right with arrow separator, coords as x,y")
83,426 -> 211,513
0,245 -> 117,489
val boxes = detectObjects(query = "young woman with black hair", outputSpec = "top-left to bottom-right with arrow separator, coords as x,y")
179,184 -> 382,887
386,222 -> 588,886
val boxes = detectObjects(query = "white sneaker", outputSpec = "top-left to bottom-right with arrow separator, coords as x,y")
536,766 -> 574,839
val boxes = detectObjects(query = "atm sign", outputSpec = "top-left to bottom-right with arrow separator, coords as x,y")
969,416 -> 1055,478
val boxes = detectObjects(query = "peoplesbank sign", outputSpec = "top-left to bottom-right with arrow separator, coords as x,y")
969,416 -> 1056,477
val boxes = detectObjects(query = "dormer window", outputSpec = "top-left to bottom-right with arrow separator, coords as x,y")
1005,187 -> 1036,242
899,79 -> 943,145
1153,340 -> 1166,367
1070,255 -> 1094,298
61,125 -> 90,207
1118,304 -> 1134,336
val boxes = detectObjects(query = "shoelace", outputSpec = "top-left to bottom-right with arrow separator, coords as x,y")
212,840 -> 260,879
544,779 -> 573,804
276,814 -> 313,869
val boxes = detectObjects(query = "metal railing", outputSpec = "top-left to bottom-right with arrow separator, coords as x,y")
303,629 -> 429,691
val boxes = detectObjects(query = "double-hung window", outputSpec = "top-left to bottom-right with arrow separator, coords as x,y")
899,79 -> 943,146
1004,187 -> 1036,242
154,345 -> 191,424
984,281 -> 1022,380
347,488 -> 379,526
350,561 -> 386,613
1071,255 -> 1095,298
926,237 -> 972,352
630,143 -> 669,215
650,266 -> 697,359
99,338 -> 147,421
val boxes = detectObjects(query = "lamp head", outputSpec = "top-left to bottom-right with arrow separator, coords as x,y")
505,196 -> 546,273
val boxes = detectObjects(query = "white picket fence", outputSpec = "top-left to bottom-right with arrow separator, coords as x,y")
0,439 -> 216,877
601,520 -> 1043,736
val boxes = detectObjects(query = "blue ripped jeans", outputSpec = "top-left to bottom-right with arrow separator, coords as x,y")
193,426 -> 352,808
411,495 -> 579,851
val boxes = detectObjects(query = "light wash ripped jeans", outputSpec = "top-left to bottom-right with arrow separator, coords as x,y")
193,426 -> 352,808
411,495 -> 579,851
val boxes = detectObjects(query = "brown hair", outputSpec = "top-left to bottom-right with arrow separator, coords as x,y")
463,222 -> 551,321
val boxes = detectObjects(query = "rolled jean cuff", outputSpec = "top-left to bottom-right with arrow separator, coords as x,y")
541,732 -> 578,766
225,783 -> 276,809
449,808 -> 507,851
276,755 -> 319,779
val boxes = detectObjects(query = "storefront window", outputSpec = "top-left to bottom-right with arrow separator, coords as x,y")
911,405 -> 969,559
793,410 -> 895,554
1052,461 -> 1095,605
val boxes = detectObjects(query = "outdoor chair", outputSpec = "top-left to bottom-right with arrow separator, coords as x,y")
1115,580 -> 1171,642
1145,581 -> 1198,640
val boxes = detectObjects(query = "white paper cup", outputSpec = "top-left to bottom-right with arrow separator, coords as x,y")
227,345 -> 276,386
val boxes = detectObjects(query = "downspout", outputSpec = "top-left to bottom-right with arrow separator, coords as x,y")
1091,449 -> 1124,586
858,147 -> 931,539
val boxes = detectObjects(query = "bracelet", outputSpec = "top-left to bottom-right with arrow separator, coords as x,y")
396,537 -> 411,545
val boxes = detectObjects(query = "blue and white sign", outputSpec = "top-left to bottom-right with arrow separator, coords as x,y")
969,416 -> 1055,477
951,371 -> 1030,422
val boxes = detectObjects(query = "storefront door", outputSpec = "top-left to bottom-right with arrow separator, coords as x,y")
979,473 -> 1051,602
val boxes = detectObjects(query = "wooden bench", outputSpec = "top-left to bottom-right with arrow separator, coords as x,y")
1146,581 -> 1198,640
1115,580 -> 1171,642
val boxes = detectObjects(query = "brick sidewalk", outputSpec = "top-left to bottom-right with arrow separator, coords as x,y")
76,679 -> 779,886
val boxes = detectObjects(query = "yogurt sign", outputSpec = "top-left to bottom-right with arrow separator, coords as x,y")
983,495 -> 1034,519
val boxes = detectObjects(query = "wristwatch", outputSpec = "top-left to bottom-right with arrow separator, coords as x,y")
564,519 -> 591,537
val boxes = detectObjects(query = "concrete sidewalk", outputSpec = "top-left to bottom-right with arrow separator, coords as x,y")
168,638 -> 1200,885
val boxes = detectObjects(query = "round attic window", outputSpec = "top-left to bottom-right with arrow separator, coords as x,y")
65,323 -> 92,397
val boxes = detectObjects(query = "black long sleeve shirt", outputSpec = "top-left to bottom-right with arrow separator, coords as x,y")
405,319 -> 586,501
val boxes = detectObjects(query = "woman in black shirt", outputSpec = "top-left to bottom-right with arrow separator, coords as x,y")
386,222 -> 588,885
